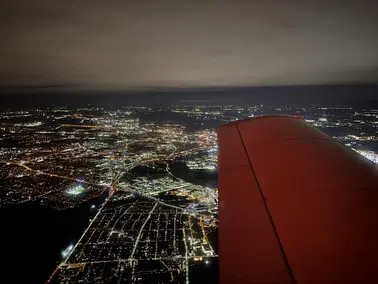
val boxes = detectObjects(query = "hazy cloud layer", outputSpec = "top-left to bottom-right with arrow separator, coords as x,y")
1,0 -> 378,89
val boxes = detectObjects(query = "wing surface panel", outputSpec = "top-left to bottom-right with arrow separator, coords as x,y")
219,115 -> 378,283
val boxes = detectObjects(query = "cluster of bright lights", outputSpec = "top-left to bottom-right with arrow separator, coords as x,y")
61,244 -> 74,258
66,184 -> 86,196
24,121 -> 43,127
353,149 -> 378,164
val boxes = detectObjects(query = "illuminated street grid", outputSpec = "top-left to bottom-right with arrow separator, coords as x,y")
1,105 -> 378,283
50,260 -> 185,283
1,105 -> 377,209
48,193 -> 217,283
0,107 -> 218,209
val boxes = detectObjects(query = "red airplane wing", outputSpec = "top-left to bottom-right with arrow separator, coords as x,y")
218,115 -> 378,284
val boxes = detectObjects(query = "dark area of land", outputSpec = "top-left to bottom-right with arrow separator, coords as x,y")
0,197 -> 105,283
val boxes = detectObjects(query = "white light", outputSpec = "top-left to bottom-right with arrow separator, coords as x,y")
66,184 -> 85,196
353,149 -> 378,164
61,244 -> 74,258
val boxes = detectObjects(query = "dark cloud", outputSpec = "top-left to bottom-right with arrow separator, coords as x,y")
1,0 -> 378,89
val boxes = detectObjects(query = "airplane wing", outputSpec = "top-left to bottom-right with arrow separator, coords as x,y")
217,115 -> 378,284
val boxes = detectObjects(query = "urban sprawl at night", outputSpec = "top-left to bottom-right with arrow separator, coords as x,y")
1,104 -> 378,283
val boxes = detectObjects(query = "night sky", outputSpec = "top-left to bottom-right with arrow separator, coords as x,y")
1,0 -> 378,90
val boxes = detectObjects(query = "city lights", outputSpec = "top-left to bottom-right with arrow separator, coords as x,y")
2,104 -> 378,283
66,184 -> 86,196
353,149 -> 378,164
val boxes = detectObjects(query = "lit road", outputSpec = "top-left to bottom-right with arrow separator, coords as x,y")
182,228 -> 189,284
0,161 -> 107,187
129,202 -> 158,260
7,142 -> 216,284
